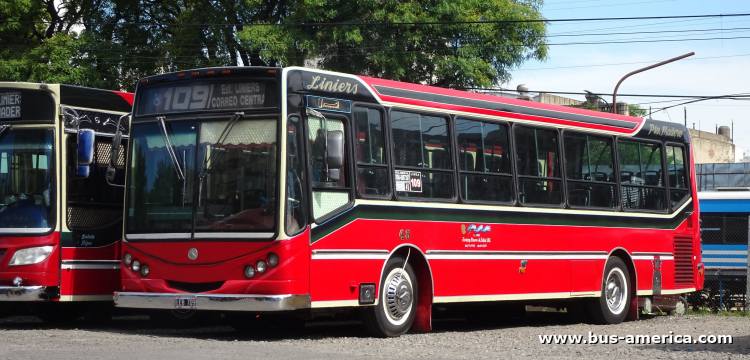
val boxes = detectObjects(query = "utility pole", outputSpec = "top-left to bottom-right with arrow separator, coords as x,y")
612,52 -> 695,114
684,107 -> 687,127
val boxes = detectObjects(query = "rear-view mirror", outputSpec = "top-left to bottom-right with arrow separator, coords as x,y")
76,129 -> 95,178
326,130 -> 344,182
106,114 -> 129,185
77,129 -> 95,166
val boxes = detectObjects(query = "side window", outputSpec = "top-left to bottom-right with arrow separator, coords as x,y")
564,133 -> 615,208
354,106 -> 389,197
456,118 -> 512,203
618,139 -> 665,211
286,115 -> 308,235
307,113 -> 350,221
667,145 -> 689,208
67,136 -> 126,229
391,111 -> 453,200
514,126 -> 562,205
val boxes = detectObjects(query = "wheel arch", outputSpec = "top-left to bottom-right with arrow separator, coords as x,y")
607,247 -> 639,320
380,244 -> 434,332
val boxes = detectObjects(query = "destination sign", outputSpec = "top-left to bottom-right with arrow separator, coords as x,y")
306,95 -> 351,113
0,92 -> 22,119
136,80 -> 277,116
0,89 -> 55,122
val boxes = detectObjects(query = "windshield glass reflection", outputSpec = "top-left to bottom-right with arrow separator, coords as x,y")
127,118 -> 277,235
0,129 -> 54,230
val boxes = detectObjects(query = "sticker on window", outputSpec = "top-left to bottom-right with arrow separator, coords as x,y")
395,170 -> 422,192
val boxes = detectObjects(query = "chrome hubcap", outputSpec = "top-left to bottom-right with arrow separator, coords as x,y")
385,271 -> 413,322
606,271 -> 626,314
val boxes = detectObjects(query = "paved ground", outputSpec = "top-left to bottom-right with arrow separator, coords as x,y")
0,312 -> 748,359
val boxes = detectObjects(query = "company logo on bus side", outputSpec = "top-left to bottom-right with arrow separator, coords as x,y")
306,75 -> 359,95
461,224 -> 491,235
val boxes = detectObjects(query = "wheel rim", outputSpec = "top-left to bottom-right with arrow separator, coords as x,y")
605,268 -> 627,315
384,268 -> 413,325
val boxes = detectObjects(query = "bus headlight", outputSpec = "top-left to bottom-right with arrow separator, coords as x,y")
132,259 -> 141,272
8,246 -> 54,266
123,252 -> 132,266
244,265 -> 255,279
140,264 -> 150,277
267,253 -> 279,267
256,260 -> 267,274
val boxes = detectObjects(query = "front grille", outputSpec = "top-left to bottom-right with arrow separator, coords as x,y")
166,280 -> 225,293
674,235 -> 695,287
0,248 -> 6,264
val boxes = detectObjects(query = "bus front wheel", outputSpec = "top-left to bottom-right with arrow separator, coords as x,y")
589,257 -> 631,324
362,256 -> 417,337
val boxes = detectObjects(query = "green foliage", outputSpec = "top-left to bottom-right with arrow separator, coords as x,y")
629,104 -> 647,117
1,0 -> 547,91
238,0 -> 548,89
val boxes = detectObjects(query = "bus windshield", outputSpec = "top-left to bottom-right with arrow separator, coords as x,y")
127,117 -> 278,237
0,128 -> 54,231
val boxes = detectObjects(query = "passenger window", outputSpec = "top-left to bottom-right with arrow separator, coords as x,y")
618,140 -> 665,211
514,126 -> 561,205
307,113 -> 350,221
564,133 -> 615,208
391,111 -> 453,200
456,119 -> 512,202
667,145 -> 689,208
354,107 -> 389,197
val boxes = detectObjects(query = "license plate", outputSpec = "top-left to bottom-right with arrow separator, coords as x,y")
174,295 -> 197,310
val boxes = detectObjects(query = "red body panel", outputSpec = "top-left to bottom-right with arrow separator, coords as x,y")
310,218 -> 695,303
121,230 -> 310,295
359,76 -> 644,135
59,242 -> 121,297
0,232 -> 59,287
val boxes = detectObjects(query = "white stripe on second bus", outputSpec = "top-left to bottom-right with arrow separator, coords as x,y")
311,250 -> 390,260
310,250 -> 684,261
425,251 -> 609,260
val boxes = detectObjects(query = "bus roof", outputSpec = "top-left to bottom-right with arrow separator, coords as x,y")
698,190 -> 750,213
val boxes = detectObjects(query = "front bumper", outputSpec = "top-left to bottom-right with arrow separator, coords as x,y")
113,292 -> 311,312
0,286 -> 52,301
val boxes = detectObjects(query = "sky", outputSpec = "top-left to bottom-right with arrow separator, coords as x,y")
508,0 -> 750,161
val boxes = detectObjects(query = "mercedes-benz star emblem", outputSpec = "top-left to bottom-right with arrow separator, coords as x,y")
188,248 -> 198,261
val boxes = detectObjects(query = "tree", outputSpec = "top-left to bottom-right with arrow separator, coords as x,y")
239,0 -> 548,89
628,104 -> 647,118
1,0 -> 548,90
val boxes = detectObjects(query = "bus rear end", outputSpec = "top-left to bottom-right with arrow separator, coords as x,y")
114,68 -> 311,319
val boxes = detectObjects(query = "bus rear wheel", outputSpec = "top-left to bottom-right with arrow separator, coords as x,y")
589,257 -> 631,324
362,257 -> 417,337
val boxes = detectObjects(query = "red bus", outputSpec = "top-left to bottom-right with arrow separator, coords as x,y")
113,67 -> 702,336
0,83 -> 132,322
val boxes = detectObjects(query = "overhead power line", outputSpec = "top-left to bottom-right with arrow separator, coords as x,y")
471,89 -> 750,99
516,53 -> 750,71
1,12 -> 749,27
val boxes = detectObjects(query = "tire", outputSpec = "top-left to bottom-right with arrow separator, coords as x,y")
589,257 -> 631,324
361,256 -> 417,337
670,296 -> 688,316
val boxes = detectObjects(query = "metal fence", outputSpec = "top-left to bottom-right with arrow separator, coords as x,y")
688,214 -> 749,311
696,163 -> 750,190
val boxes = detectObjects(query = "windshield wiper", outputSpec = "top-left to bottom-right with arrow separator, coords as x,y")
0,124 -> 11,142
156,116 -> 184,180
197,112 -> 244,206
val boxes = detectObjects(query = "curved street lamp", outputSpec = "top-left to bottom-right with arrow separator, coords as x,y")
612,52 -> 694,114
